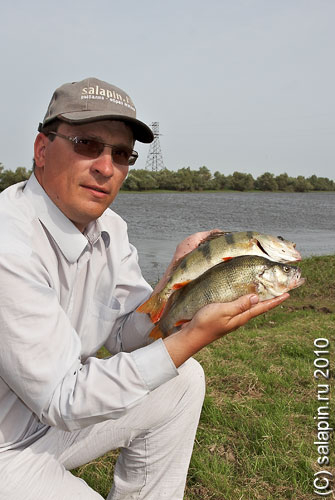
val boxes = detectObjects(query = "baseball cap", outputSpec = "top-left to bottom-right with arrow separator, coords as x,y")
38,77 -> 154,143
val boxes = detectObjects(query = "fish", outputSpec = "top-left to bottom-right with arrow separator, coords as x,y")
137,231 -> 301,323
149,255 -> 305,339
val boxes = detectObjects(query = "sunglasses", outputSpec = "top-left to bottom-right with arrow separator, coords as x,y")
47,131 -> 138,166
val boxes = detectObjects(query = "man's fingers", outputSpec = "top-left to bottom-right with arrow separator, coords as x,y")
193,292 -> 290,337
238,293 -> 290,323
250,293 -> 289,313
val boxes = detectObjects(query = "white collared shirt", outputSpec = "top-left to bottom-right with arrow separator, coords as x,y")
0,174 -> 177,452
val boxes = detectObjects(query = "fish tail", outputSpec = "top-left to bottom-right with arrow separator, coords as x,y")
149,324 -> 165,340
136,294 -> 167,323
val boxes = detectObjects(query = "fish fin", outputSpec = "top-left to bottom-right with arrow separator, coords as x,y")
172,280 -> 192,290
197,231 -> 228,246
246,283 -> 258,294
174,319 -> 190,327
233,282 -> 258,297
222,257 -> 233,261
149,324 -> 164,340
168,231 -> 230,275
136,295 -> 167,323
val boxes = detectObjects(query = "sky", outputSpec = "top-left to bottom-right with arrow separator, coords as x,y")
0,0 -> 334,180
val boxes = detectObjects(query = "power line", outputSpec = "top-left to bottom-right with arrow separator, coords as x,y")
145,122 -> 165,171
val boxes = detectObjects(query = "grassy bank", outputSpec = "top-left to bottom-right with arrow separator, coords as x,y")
72,255 -> 335,499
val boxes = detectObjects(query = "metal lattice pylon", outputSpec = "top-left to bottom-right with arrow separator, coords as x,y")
145,122 -> 165,171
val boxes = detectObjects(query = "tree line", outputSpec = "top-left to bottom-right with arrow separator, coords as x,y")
0,163 -> 334,193
123,166 -> 335,192
0,165 -> 31,192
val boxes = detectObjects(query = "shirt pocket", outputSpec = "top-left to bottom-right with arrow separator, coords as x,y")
84,297 -> 122,354
91,296 -> 121,321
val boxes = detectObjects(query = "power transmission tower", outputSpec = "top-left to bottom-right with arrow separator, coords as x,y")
145,122 -> 165,171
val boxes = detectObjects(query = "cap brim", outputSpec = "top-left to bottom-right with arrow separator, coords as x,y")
57,111 -> 154,143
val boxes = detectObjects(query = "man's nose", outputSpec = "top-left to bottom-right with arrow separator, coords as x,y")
91,147 -> 115,177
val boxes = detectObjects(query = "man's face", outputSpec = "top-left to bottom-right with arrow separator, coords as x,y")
34,120 -> 133,232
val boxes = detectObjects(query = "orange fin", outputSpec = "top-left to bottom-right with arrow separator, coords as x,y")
149,324 -> 165,340
222,257 -> 233,261
174,319 -> 190,327
172,280 -> 192,290
137,294 -> 167,323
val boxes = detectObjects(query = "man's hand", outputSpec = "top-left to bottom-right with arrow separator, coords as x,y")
164,292 -> 289,368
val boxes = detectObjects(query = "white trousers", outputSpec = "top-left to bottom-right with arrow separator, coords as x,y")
0,358 -> 205,500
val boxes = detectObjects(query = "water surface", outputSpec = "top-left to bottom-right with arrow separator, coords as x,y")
111,191 -> 335,281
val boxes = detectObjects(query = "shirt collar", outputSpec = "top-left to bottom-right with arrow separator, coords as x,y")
84,219 -> 111,249
23,174 -> 89,262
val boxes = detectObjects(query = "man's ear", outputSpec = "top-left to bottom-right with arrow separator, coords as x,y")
34,133 -> 48,168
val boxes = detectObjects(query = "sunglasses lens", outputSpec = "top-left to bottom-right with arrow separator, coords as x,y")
111,147 -> 132,166
74,139 -> 103,158
72,137 -> 137,166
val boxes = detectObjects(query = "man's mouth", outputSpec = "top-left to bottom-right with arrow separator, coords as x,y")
81,185 -> 110,196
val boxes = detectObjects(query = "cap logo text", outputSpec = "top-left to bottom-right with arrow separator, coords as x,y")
81,86 -> 135,112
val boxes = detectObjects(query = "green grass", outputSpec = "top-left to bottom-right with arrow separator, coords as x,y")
72,255 -> 335,499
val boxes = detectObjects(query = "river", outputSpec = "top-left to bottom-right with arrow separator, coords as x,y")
111,191 -> 335,282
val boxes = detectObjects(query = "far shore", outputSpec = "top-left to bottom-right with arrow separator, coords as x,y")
119,188 -> 335,194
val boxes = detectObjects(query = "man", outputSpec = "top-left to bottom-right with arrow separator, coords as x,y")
0,77 -> 288,499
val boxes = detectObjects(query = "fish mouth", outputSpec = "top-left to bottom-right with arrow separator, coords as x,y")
285,248 -> 302,262
289,271 -> 306,290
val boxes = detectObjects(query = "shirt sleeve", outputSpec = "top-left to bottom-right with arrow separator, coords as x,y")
101,228 -> 180,395
103,236 -> 155,353
0,251 -> 178,432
